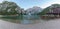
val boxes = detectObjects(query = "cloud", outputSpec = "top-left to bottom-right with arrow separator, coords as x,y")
0,0 -> 4,3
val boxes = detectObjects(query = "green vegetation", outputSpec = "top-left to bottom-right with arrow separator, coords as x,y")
38,4 -> 60,15
0,1 -> 60,23
38,7 -> 50,15
0,1 -> 23,15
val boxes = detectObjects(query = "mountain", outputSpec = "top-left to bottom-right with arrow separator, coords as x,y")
0,1 -> 23,15
26,6 -> 42,15
40,4 -> 60,15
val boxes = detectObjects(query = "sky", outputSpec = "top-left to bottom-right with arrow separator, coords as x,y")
0,0 -> 60,10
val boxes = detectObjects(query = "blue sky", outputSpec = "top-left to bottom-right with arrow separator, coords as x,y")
0,0 -> 60,9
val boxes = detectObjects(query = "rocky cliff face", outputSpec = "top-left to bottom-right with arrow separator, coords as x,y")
0,1 -> 23,15
26,6 -> 42,14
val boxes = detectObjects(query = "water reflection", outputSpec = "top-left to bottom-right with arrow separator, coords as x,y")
21,15 -> 40,24
0,15 -> 40,24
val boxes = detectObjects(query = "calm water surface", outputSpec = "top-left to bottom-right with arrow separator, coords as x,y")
0,15 -> 42,24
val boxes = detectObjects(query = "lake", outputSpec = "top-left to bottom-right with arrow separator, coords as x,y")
0,15 -> 42,24
0,15 -> 57,24
0,15 -> 60,29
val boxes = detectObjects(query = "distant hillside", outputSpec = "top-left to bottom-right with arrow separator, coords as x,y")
39,4 -> 60,15
26,6 -> 42,15
0,1 -> 23,15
